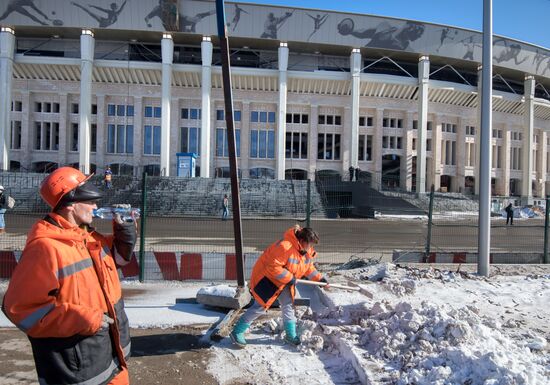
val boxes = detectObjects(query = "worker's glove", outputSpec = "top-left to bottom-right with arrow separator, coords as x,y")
113,216 -> 137,262
320,276 -> 330,290
100,314 -> 114,330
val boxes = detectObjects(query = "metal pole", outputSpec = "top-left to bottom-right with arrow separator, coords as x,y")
215,0 -> 245,287
425,184 -> 435,262
306,179 -> 311,228
478,0 -> 492,276
544,197 -> 550,264
139,171 -> 147,282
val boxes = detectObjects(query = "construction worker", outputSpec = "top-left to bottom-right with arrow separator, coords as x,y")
230,226 -> 328,348
2,167 -> 137,385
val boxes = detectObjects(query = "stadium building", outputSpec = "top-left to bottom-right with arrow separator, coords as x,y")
1,0 -> 550,202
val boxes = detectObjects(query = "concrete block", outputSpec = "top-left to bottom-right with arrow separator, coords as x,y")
196,288 -> 252,310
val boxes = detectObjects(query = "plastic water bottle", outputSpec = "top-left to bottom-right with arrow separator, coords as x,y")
93,207 -> 140,222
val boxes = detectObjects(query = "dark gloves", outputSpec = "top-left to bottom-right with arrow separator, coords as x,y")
319,277 -> 329,284
112,218 -> 137,262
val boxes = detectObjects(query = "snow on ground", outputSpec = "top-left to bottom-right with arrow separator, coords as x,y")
207,264 -> 550,385
1,265 -> 549,384
0,280 -> 225,329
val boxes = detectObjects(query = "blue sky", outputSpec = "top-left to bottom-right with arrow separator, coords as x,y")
240,0 -> 550,49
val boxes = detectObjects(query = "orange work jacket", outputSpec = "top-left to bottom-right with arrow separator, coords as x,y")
2,213 -> 131,385
249,227 -> 323,309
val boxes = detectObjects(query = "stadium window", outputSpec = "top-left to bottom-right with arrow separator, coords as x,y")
12,101 -> 22,112
180,127 -> 200,154
35,102 -> 42,112
427,121 -> 433,131
10,121 -> 22,149
285,132 -> 308,159
317,133 -> 341,160
302,114 -> 308,124
71,103 -> 79,114
108,104 -> 116,116
144,106 -> 153,117
383,118 -> 388,127
143,125 -> 161,155
397,119 -> 403,129
154,107 -> 161,118
190,108 -> 200,120
286,113 -> 292,123
359,117 -> 365,127
217,109 -> 224,121
250,129 -> 275,159
70,123 -> 78,151
251,111 -> 259,122
216,128 -> 241,157
43,103 -> 51,113
234,110 -> 241,121
91,124 -> 97,153
91,104 -> 97,115
126,105 -> 134,117
426,139 -> 432,151
412,120 -> 418,130
117,105 -> 125,116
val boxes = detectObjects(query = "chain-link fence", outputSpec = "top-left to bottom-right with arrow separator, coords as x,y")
0,171 -> 548,281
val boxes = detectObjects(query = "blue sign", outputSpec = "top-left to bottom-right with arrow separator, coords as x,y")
176,153 -> 197,177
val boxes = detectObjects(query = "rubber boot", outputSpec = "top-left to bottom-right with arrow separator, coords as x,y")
230,319 -> 250,348
284,320 -> 301,345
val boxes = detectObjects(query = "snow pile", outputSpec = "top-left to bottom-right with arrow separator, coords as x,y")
196,284 -> 236,298
319,300 -> 548,385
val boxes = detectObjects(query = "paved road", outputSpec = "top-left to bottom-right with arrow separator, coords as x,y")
1,214 -> 545,264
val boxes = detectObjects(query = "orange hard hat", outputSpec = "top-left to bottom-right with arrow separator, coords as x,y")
40,167 -> 98,209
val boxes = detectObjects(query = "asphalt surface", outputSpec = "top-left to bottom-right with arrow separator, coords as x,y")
0,214 -> 546,264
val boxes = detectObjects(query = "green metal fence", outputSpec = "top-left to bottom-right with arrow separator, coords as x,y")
0,171 -> 547,282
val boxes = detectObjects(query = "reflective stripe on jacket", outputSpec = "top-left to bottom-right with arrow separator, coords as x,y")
249,227 -> 323,309
2,213 -> 131,385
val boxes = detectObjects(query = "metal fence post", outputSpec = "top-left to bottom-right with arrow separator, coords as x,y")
139,171 -> 147,282
424,184 -> 435,262
545,197 -> 550,264
306,179 -> 311,228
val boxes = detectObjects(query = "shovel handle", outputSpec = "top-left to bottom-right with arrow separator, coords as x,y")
295,279 -> 360,291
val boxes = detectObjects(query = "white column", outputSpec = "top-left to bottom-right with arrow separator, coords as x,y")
78,29 -> 94,174
403,111 -> 413,191
522,75 -> 535,204
200,36 -> 212,178
475,66 -> 482,195
160,33 -> 173,176
276,42 -> 289,180
417,56 -> 429,193
540,131 -> 547,198
0,27 -> 15,170
456,117 -> 466,193
308,105 -> 318,179
502,126 -> 511,195
350,48 -> 361,170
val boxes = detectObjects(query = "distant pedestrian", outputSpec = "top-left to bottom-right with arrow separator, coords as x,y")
348,166 -> 355,181
104,166 -> 113,189
505,203 -> 514,225
0,185 -> 15,233
355,167 -> 361,182
222,194 -> 229,220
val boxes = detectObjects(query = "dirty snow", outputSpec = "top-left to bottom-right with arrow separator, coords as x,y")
1,265 -> 549,384
208,264 -> 550,385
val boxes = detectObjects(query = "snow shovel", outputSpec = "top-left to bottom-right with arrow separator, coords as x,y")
296,279 -> 374,299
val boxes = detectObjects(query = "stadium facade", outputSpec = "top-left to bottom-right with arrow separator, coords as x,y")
1,0 -> 550,201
